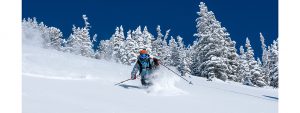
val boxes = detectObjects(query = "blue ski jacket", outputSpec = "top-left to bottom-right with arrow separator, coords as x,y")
131,55 -> 159,80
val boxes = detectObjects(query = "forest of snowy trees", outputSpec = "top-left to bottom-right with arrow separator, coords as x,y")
22,2 -> 278,88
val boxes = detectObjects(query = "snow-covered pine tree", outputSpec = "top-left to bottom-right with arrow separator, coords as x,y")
260,32 -> 271,85
132,26 -> 144,51
176,36 -> 191,76
65,15 -> 94,58
169,36 -> 179,66
110,26 -> 120,60
192,2 -> 228,81
245,38 -> 266,87
224,37 -> 239,81
22,18 -> 36,28
78,15 -> 94,57
257,57 -> 262,67
118,26 -> 127,64
177,36 -> 185,49
64,25 -> 81,54
119,45 -> 127,64
160,29 -> 171,65
152,25 -> 164,58
22,18 -> 29,27
23,17 -> 39,30
61,38 -> 67,48
178,56 -> 191,77
142,26 -> 154,54
95,40 -> 113,60
189,40 -> 201,76
32,17 -> 39,28
177,35 -> 185,65
110,26 -> 125,63
237,46 -> 251,83
185,44 -> 194,76
191,2 -> 212,77
40,24 -> 65,51
252,57 -> 266,87
48,27 -> 63,51
269,39 -> 278,88
122,30 -> 138,65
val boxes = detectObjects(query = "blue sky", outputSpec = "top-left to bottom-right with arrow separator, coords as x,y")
22,0 -> 277,58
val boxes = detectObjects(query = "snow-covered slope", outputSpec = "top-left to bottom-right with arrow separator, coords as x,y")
22,36 -> 278,113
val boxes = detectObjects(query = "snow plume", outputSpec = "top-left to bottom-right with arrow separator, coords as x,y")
147,67 -> 188,96
22,24 -> 43,47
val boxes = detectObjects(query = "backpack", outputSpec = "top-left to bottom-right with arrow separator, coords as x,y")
137,56 -> 151,74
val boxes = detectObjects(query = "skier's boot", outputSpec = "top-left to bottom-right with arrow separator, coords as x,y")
141,78 -> 153,88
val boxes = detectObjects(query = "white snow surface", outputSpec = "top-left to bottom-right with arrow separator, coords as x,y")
23,35 -> 278,113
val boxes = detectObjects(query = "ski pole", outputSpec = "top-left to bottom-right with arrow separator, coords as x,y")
115,78 -> 132,86
161,64 -> 193,85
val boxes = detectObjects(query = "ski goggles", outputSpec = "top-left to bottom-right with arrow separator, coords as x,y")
139,54 -> 149,59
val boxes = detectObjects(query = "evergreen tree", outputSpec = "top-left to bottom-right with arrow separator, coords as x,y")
152,25 -> 164,58
23,17 -> 38,28
79,15 -> 94,57
31,20 -> 60,49
257,57 -> 262,67
160,29 -> 171,65
95,40 -> 113,60
110,26 -> 125,63
177,35 -> 185,68
224,37 -> 239,81
245,38 -> 266,87
77,15 -> 94,57
132,26 -> 144,51
118,26 -> 127,64
177,36 -> 191,76
260,32 -> 271,85
192,2 -> 228,81
269,39 -> 278,88
169,36 -> 179,66
142,26 -> 154,54
189,40 -> 201,76
185,45 -> 193,76
48,27 -> 63,51
123,30 -> 138,65
251,60 -> 265,87
237,46 -> 250,83
178,56 -> 191,76
65,15 -> 94,58
65,25 -> 81,54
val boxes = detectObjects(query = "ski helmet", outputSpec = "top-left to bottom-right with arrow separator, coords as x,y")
139,49 -> 148,54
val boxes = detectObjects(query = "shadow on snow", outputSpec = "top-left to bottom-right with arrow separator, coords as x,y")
118,84 -> 142,89
263,95 -> 278,100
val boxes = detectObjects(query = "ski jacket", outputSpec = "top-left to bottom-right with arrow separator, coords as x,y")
131,55 -> 159,79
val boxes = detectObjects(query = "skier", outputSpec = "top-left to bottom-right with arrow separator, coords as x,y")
131,49 -> 160,86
